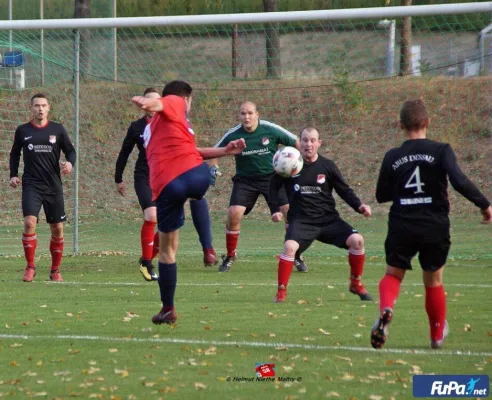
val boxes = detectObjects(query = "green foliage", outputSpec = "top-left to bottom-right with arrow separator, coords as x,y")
330,51 -> 364,108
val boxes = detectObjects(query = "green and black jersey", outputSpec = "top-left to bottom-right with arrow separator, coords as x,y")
215,120 -> 297,177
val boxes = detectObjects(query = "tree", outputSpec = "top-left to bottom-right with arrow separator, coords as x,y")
399,0 -> 413,76
74,0 -> 92,80
263,0 -> 281,78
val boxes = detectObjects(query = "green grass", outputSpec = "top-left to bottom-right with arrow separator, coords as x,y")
0,219 -> 491,399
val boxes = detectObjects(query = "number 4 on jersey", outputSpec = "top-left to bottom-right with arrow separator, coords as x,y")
405,166 -> 425,194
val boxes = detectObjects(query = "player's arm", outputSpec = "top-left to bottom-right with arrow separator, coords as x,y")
114,124 -> 137,196
59,127 -> 76,175
330,161 -> 370,216
9,128 -> 23,188
375,153 -> 392,203
197,138 -> 246,160
266,121 -> 298,148
443,145 -> 491,221
131,96 -> 163,112
268,173 -> 286,221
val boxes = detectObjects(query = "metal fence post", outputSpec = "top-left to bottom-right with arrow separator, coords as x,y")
73,30 -> 80,254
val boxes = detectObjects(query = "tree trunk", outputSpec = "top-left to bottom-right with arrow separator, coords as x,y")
399,0 -> 412,76
263,0 -> 281,78
74,0 -> 92,80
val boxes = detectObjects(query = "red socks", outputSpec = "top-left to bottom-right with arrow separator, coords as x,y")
348,248 -> 365,282
425,285 -> 447,341
278,254 -> 294,291
50,236 -> 64,271
141,220 -> 157,261
226,229 -> 240,257
378,273 -> 402,312
22,233 -> 37,268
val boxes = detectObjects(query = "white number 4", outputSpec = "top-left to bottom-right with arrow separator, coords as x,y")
405,166 -> 425,194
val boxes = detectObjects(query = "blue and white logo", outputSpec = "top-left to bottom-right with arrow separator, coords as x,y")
413,375 -> 489,398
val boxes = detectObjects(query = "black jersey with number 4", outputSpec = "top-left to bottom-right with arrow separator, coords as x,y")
376,139 -> 490,225
9,121 -> 76,194
269,154 -> 363,224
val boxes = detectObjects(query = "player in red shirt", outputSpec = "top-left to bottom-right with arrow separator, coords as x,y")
131,81 -> 245,324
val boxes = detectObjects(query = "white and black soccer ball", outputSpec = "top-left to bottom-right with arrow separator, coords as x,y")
273,146 -> 303,178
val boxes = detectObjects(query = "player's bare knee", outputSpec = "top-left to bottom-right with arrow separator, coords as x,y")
227,207 -> 243,228
50,223 -> 64,238
347,233 -> 364,251
144,207 -> 157,222
283,240 -> 299,257
23,217 -> 37,234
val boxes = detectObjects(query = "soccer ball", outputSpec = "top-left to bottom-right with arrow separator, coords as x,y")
273,146 -> 303,178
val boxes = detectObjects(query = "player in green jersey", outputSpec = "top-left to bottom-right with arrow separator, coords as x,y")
213,101 -> 306,273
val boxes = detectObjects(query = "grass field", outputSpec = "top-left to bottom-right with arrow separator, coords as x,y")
0,218 -> 491,399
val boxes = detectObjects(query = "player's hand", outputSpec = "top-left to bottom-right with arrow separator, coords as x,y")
271,212 -> 283,222
10,177 -> 20,188
358,204 -> 372,217
225,138 -> 246,155
480,206 -> 492,224
116,182 -> 127,197
209,165 -> 221,186
132,96 -> 147,109
61,161 -> 72,175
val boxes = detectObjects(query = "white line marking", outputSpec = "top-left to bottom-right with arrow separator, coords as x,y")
1,333 -> 490,357
25,281 -> 492,288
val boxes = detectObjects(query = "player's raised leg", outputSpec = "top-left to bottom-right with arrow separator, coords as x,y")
371,265 -> 405,349
346,233 -> 373,301
190,198 -> 217,267
274,239 -> 299,303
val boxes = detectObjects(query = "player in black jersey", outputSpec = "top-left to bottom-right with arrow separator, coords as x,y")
115,88 -> 218,282
9,93 -> 76,283
370,99 -> 492,350
269,127 -> 373,303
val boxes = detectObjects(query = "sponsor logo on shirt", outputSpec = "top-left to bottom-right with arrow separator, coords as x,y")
300,186 -> 322,194
294,184 -> 300,191
317,174 -> 326,184
241,148 -> 270,156
49,135 -> 56,144
24,136 -> 32,141
261,137 -> 270,146
28,144 -> 34,151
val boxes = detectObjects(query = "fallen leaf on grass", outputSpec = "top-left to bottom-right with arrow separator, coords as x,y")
340,372 -> 355,381
269,333 -> 276,337
108,349 -> 118,353
275,346 -> 288,351
369,395 -> 383,400
296,299 -> 307,305
283,366 -> 293,372
195,382 -> 207,390
53,371 -> 70,376
353,334 -> 362,338
204,326 -> 212,331
386,359 -> 408,366
335,356 -> 352,365
9,361 -> 18,367
318,329 -> 331,336
9,343 -> 22,348
464,324 -> 472,332
114,368 -> 129,378
326,392 -> 340,397
303,337 -> 314,341
66,313 -> 73,317
143,381 -> 155,387
32,392 -> 48,397
204,346 -> 217,355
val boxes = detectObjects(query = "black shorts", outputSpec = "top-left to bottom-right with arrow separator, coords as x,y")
134,174 -> 155,211
22,186 -> 67,224
384,224 -> 451,271
229,174 -> 288,215
285,218 -> 358,253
